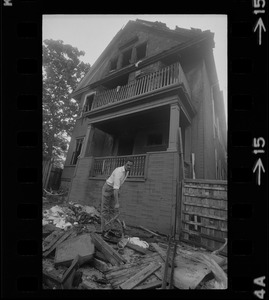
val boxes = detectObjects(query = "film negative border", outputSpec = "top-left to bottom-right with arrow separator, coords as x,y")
2,0 -> 41,295
1,0 -> 268,298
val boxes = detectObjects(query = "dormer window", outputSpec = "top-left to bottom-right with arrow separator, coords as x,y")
110,56 -> 118,71
136,42 -> 147,60
121,48 -> 132,68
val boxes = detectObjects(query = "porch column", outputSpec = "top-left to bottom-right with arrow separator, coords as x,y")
80,124 -> 94,158
168,103 -> 180,151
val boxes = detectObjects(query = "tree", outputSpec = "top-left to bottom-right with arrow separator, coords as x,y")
43,39 -> 90,167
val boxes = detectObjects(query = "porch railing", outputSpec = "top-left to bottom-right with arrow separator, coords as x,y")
90,62 -> 190,110
91,154 -> 147,178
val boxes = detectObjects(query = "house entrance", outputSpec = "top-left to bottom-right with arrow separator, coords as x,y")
117,135 -> 134,156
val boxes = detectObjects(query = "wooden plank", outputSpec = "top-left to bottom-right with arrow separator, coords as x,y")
139,225 -> 162,237
135,280 -> 162,290
168,241 -> 177,289
43,230 -> 65,252
120,263 -> 161,290
161,237 -> 172,289
183,201 -> 227,210
105,252 -> 160,275
90,233 -> 126,266
183,211 -> 227,221
93,258 -> 110,273
43,229 -> 74,257
108,260 -> 162,288
151,243 -> 166,261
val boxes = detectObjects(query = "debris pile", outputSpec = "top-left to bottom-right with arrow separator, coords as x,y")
43,203 -> 101,230
43,203 -> 227,289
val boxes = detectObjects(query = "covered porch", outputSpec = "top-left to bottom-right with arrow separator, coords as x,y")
80,103 -> 192,179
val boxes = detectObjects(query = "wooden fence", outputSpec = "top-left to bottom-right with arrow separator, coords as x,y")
180,179 -> 227,255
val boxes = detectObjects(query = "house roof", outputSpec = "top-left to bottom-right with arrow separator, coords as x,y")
71,19 -> 214,99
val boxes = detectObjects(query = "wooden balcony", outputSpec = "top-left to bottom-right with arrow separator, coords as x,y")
91,154 -> 147,178
85,62 -> 190,112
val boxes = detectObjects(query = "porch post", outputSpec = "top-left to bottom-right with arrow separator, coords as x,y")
168,103 -> 180,151
80,124 -> 93,158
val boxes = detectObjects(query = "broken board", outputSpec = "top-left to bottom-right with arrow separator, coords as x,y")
173,255 -> 211,289
54,234 -> 94,267
120,262 -> 161,289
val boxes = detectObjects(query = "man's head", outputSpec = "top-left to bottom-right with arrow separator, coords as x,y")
124,159 -> 134,172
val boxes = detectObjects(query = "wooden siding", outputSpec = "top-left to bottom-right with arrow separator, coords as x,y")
181,179 -> 227,254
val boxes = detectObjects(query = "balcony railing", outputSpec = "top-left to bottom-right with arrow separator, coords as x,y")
89,62 -> 190,111
91,154 -> 147,178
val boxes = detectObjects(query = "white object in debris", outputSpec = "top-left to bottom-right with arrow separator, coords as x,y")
55,219 -> 72,230
129,237 -> 149,249
42,219 -> 49,226
50,205 -> 64,214
84,206 -> 100,217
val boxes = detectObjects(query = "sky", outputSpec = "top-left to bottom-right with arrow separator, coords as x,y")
43,14 -> 227,120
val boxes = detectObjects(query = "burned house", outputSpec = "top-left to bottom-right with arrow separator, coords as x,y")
61,19 -> 227,248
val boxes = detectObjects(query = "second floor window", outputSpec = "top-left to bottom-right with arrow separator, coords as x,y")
84,94 -> 95,112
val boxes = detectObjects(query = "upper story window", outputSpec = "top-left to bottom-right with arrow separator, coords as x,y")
110,56 -> 118,71
121,48 -> 132,68
136,42 -> 147,61
83,94 -> 95,112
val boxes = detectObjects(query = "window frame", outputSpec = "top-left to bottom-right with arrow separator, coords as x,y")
70,137 -> 84,165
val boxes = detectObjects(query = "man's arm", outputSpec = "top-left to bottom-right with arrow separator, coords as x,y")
114,189 -> 120,209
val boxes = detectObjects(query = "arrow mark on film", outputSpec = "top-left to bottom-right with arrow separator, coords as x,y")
254,18 -> 266,45
253,158 -> 265,186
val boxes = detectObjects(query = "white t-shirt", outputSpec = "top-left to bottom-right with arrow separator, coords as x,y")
106,166 -> 129,190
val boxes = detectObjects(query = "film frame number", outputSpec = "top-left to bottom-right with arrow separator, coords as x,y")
252,137 -> 265,186
252,0 -> 267,45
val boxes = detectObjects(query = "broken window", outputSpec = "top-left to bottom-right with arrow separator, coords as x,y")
70,138 -> 84,165
84,94 -> 95,112
110,56 -> 118,71
136,42 -> 147,61
147,133 -> 163,146
121,48 -> 132,68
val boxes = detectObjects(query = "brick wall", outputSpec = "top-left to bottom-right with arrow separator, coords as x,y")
122,151 -> 179,233
69,151 -> 180,234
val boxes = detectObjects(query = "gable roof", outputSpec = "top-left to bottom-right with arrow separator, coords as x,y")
71,19 -> 214,99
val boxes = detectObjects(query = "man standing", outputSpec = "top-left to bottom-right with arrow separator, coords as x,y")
101,158 -> 134,235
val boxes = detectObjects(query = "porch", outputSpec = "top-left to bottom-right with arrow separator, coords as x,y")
90,153 -> 190,180
83,62 -> 191,112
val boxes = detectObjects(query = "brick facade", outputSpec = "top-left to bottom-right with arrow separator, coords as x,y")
68,151 -> 180,234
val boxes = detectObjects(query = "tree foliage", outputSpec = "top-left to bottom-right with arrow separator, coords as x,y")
43,39 -> 90,167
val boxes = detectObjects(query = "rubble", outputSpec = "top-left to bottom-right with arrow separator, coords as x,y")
43,202 -> 227,289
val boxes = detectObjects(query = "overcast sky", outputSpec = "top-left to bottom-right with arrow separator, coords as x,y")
43,14 -> 227,120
